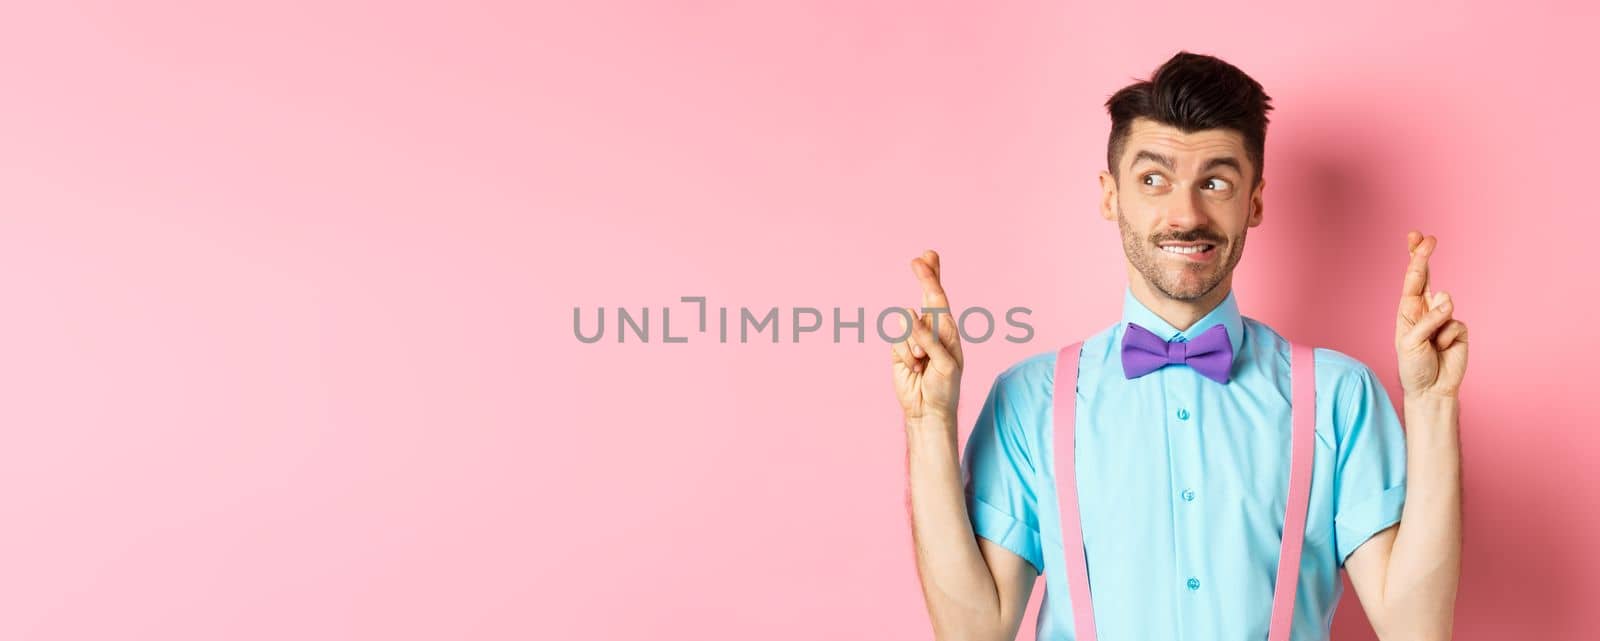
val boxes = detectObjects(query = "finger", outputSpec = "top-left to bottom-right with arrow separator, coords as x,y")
897,308 -> 927,370
1401,291 -> 1453,351
926,251 -> 949,317
1434,318 -> 1468,351
913,253 -> 957,346
910,310 -> 957,375
914,308 -> 952,365
912,254 -> 951,311
903,307 -> 926,359
1400,232 -> 1435,300
891,331 -> 915,365
922,304 -> 957,349
938,306 -> 965,370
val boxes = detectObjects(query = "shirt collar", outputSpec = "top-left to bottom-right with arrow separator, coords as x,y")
1119,285 -> 1245,359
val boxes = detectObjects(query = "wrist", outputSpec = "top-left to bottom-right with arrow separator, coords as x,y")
906,413 -> 958,433
1403,390 -> 1462,435
1404,389 -> 1461,408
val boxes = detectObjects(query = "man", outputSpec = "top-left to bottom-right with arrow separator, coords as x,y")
894,51 -> 1465,641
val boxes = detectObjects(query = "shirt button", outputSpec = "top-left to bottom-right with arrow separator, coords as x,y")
1181,489 -> 1196,502
1176,408 -> 1190,421
1187,577 -> 1201,591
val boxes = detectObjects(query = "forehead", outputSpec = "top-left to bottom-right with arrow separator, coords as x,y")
1121,117 -> 1247,170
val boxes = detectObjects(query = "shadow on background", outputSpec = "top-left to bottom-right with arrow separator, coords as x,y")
1265,103 -> 1564,639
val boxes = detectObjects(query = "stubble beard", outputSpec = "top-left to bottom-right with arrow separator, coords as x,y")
1115,200 -> 1247,302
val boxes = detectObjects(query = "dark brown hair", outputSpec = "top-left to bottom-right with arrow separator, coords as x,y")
1105,51 -> 1274,189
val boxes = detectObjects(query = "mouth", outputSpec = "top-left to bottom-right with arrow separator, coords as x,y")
1157,241 -> 1220,263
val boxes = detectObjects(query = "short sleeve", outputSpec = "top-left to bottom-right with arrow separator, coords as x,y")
1329,358 -> 1409,567
960,370 -> 1045,574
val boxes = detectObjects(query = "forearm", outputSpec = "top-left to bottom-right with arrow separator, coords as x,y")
1380,392 -> 1463,640
905,417 -> 1006,641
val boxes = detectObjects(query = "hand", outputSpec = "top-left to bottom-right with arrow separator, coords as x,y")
891,250 -> 965,426
1395,230 -> 1469,398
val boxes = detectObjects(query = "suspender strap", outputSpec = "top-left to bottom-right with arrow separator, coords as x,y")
1268,342 -> 1317,641
1051,342 -> 1097,641
1050,341 -> 1317,641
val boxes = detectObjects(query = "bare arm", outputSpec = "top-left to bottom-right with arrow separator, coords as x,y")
894,250 -> 1036,641
1346,231 -> 1466,641
907,415 -> 1037,641
1346,393 -> 1462,641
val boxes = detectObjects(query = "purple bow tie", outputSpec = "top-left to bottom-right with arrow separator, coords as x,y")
1121,322 -> 1233,384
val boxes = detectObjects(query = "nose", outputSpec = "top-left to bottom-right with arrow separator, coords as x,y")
1164,189 -> 1211,232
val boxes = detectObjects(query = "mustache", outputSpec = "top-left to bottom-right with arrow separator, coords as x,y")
1152,232 -> 1225,245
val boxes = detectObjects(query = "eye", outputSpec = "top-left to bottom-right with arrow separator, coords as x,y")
1203,177 -> 1233,191
1141,173 -> 1168,187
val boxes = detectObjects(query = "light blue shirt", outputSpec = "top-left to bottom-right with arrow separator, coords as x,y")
961,286 -> 1408,641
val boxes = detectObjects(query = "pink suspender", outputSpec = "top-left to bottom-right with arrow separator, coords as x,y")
1270,342 -> 1317,641
1052,342 -> 1099,641
1051,341 -> 1316,641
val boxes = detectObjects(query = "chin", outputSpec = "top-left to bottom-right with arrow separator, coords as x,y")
1155,272 -> 1222,301
1159,287 -> 1209,301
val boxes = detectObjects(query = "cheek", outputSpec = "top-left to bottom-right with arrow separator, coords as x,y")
1116,198 -> 1160,229
1204,198 -> 1252,229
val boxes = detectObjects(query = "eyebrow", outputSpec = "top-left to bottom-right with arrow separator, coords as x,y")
1130,149 -> 1244,175
1202,156 -> 1243,174
1130,150 -> 1174,171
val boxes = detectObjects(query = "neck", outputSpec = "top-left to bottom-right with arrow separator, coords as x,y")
1126,270 -> 1233,332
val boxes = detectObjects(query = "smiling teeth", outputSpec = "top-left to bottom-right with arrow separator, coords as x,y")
1162,245 -> 1212,255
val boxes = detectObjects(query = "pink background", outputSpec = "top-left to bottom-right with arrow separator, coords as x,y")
1,2 -> 1594,639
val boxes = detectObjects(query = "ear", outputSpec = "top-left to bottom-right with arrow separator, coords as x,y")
1247,177 -> 1265,228
1098,170 -> 1117,222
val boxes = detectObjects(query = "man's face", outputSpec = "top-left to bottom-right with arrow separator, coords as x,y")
1099,117 -> 1265,302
